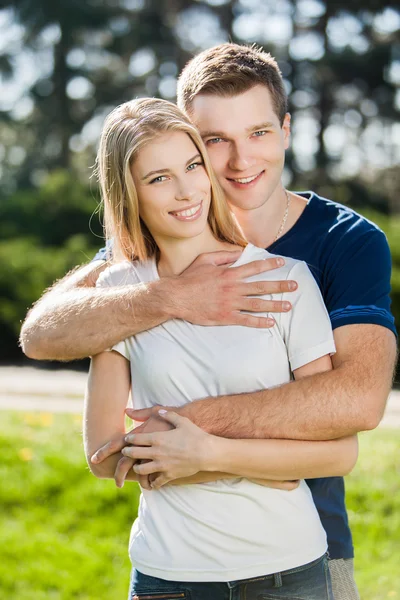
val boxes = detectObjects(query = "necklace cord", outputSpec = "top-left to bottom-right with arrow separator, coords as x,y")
274,190 -> 290,242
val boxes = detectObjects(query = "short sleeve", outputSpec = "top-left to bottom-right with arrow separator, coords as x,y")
91,239 -> 114,263
324,230 -> 397,336
279,261 -> 336,371
95,265 -> 130,360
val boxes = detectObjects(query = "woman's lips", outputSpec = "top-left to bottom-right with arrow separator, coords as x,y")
169,201 -> 203,221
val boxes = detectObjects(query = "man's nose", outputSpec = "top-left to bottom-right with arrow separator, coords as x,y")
228,142 -> 252,171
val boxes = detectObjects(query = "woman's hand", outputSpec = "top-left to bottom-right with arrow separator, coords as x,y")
122,410 -> 211,489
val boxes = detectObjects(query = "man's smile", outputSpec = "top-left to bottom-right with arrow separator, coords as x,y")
227,170 -> 264,188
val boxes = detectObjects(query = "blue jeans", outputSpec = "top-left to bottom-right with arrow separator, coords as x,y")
128,554 -> 334,600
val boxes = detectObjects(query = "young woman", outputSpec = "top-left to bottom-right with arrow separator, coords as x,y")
84,97 -> 357,600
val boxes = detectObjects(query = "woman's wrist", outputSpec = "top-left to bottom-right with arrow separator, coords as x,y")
199,434 -> 228,472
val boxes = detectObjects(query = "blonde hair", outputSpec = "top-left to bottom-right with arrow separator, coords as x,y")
96,97 -> 246,263
177,43 -> 288,125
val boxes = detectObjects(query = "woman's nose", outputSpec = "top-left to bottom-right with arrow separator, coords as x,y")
174,185 -> 197,202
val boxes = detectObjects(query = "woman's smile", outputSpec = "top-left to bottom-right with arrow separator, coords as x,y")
169,200 -> 203,221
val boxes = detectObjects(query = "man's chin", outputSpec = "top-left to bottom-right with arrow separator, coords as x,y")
227,197 -> 269,212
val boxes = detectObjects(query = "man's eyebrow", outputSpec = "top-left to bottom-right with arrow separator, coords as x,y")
200,130 -> 226,139
142,154 -> 201,181
200,122 -> 275,139
247,121 -> 275,132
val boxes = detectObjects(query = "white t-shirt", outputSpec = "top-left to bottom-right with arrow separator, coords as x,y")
96,244 -> 336,582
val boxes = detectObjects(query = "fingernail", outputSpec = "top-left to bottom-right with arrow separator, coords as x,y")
266,318 -> 275,326
91,454 -> 98,463
288,281 -> 297,290
158,409 -> 167,415
283,302 -> 291,311
277,257 -> 285,266
125,435 -> 133,443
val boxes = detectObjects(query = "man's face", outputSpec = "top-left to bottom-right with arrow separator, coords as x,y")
191,84 -> 290,213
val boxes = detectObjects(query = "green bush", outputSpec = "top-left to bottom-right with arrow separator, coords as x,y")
0,170 -> 102,359
0,235 -> 100,359
359,209 -> 400,382
0,169 -> 102,246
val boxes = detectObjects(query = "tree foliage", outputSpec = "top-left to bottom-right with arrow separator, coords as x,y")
0,0 -> 398,362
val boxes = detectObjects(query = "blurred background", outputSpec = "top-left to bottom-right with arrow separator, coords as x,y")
0,0 -> 399,372
0,3 -> 400,599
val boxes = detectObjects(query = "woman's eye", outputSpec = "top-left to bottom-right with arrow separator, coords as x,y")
187,162 -> 203,171
149,175 -> 167,184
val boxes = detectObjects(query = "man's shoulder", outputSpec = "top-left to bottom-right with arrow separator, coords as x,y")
300,191 -> 383,240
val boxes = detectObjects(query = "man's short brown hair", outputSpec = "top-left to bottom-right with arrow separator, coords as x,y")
177,43 -> 288,124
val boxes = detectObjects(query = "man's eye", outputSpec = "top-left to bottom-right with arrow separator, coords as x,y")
149,175 -> 167,184
206,137 -> 223,145
253,130 -> 267,137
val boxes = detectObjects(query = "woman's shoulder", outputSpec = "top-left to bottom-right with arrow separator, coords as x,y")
241,244 -> 308,281
96,259 -> 154,288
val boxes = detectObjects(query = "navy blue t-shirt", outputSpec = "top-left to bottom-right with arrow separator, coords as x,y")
268,192 -> 396,559
93,191 -> 397,559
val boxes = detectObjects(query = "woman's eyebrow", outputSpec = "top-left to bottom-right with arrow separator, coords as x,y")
141,167 -> 169,181
142,154 -> 201,180
186,153 -> 201,165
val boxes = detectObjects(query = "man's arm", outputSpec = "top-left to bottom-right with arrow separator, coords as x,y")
20,260 -> 173,361
178,324 -> 396,440
20,252 -> 295,362
130,324 -> 396,441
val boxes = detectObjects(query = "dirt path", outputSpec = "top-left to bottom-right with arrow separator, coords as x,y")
1,365 -> 399,427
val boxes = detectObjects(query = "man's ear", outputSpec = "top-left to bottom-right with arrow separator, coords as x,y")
282,112 -> 291,149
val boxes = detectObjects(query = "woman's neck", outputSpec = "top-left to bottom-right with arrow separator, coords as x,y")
155,226 -> 242,277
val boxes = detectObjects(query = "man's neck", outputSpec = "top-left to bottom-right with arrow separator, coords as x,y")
232,191 -> 309,249
231,189 -> 287,249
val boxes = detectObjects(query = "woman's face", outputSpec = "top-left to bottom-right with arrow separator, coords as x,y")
131,131 -> 211,245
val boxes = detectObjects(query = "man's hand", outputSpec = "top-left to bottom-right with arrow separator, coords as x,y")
169,250 -> 296,328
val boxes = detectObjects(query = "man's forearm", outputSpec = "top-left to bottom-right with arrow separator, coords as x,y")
179,325 -> 395,441
180,365 -> 383,441
180,371 -> 345,440
20,267 -> 175,361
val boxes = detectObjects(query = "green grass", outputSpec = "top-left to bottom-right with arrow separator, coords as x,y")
0,411 -> 399,599
347,430 -> 400,598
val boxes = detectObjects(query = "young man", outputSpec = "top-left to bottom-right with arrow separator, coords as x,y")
21,44 -> 397,598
